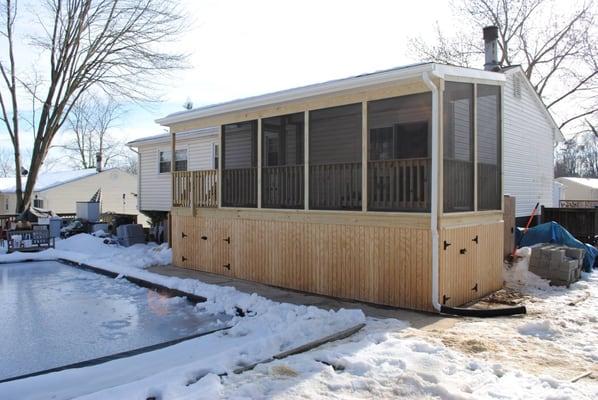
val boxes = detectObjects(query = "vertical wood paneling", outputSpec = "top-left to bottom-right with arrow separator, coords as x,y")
172,211 -> 502,312
439,221 -> 503,307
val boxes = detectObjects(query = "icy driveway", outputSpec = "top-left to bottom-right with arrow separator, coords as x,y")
0,260 -> 227,381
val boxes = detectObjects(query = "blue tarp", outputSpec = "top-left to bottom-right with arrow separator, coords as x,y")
516,221 -> 597,272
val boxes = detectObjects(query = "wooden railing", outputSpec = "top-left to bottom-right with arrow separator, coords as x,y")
310,162 -> 362,210
222,167 -> 257,207
262,165 -> 304,209
443,159 -> 474,212
172,170 -> 218,208
368,158 -> 430,211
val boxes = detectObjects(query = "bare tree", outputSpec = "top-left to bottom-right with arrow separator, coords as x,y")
57,94 -> 124,169
0,148 -> 13,177
0,0 -> 185,212
409,0 -> 598,136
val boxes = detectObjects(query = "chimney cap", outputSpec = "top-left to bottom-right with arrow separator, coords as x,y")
483,26 -> 498,41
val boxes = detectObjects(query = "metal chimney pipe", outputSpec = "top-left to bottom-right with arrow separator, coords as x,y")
483,26 -> 500,71
96,152 -> 102,172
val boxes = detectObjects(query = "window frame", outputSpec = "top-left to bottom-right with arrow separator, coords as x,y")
158,147 -> 188,174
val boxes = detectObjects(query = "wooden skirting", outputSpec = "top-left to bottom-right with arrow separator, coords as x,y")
172,208 -> 503,312
439,221 -> 504,307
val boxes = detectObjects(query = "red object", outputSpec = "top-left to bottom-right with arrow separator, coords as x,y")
511,202 -> 540,257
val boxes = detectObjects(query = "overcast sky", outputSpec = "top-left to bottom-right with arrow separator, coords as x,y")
112,0 -> 456,140
3,0 -> 469,164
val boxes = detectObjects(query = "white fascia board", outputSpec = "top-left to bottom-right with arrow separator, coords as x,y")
127,127 -> 219,147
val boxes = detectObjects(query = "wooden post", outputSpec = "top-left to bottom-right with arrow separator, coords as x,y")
473,84 -> 478,212
304,110 -> 309,210
218,126 -> 222,208
362,102 -> 367,212
169,130 -> 176,248
257,118 -> 262,209
191,171 -> 196,216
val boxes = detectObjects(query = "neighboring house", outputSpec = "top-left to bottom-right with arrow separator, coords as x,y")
127,127 -> 219,213
555,177 -> 598,202
0,168 -> 139,218
501,65 -> 564,223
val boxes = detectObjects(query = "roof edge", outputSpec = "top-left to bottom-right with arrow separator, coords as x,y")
155,63 -> 505,126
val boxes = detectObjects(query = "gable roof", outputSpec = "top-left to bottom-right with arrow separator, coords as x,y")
0,168 -> 100,193
155,62 -> 505,126
503,66 -> 564,142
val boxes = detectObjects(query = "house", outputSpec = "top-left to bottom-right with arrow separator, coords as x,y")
555,177 -> 598,205
0,168 -> 140,218
132,28 -> 562,312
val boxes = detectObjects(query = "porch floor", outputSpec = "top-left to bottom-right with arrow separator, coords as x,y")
147,264 -> 458,331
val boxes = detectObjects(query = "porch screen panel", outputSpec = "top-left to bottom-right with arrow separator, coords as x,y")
477,85 -> 501,210
262,113 -> 304,209
368,92 -> 432,212
443,82 -> 474,212
309,103 -> 362,210
222,120 -> 257,207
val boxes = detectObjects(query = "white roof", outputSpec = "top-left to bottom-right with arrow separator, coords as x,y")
557,177 -> 598,189
156,62 -> 505,126
0,169 -> 98,193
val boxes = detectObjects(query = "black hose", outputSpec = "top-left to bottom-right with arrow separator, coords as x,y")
440,305 -> 526,317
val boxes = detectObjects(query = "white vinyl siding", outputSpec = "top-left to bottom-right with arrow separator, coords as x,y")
503,69 -> 556,217
137,133 -> 219,212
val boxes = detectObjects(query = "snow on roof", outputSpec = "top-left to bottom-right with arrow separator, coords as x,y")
558,177 -> 598,189
0,169 -> 98,193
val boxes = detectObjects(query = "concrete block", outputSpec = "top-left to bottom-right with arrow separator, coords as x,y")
564,248 -> 585,260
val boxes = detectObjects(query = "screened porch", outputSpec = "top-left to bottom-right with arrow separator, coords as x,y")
172,81 -> 501,214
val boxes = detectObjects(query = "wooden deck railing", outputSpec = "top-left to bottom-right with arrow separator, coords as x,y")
222,167 -> 257,207
310,162 -> 362,210
172,170 -> 218,208
368,158 -> 430,211
262,165 -> 304,208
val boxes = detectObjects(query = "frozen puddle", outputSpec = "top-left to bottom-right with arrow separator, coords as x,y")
0,261 -> 229,381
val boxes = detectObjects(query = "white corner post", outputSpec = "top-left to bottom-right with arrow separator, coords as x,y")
423,70 -> 442,312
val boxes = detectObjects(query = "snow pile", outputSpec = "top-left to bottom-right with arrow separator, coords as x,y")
209,318 -> 594,399
503,246 -> 552,290
517,320 -> 561,340
1,233 -> 172,270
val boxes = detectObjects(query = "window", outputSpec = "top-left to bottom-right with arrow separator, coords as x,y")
222,120 -> 258,207
159,149 -> 187,173
213,144 -> 219,170
262,112 -> 304,209
368,93 -> 432,211
477,84 -> 501,210
309,103 -> 362,210
33,197 -> 44,208
443,82 -> 474,212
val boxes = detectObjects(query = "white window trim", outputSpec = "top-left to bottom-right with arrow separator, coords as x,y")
157,146 -> 189,174
211,142 -> 219,170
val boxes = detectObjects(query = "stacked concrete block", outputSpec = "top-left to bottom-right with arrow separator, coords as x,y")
528,244 -> 585,286
116,224 -> 146,247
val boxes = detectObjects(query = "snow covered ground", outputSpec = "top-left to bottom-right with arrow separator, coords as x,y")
0,235 -> 596,399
